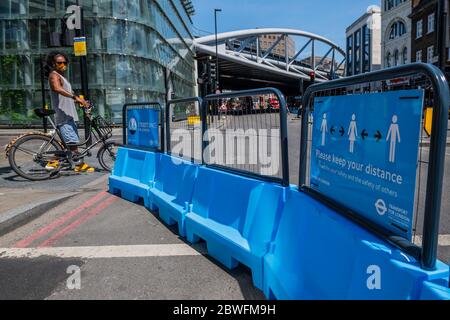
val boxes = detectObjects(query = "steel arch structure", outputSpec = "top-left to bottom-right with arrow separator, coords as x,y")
194,28 -> 346,83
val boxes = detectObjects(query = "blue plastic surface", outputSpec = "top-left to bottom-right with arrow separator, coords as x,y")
185,166 -> 285,290
109,147 -> 160,207
263,188 -> 450,300
149,155 -> 198,236
108,147 -> 450,300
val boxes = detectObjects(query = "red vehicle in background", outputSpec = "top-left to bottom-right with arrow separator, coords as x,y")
268,96 -> 280,111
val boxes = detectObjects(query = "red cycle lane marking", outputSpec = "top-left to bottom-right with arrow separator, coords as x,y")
37,196 -> 118,248
14,191 -> 108,248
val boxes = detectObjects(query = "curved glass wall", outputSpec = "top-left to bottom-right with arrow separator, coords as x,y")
0,0 -> 195,124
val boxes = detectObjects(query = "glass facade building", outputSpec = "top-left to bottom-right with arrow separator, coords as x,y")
0,0 -> 196,124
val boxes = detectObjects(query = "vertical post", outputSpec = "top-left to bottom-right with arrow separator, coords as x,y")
421,65 -> 450,270
277,91 -> 290,187
40,55 -> 48,133
214,9 -> 221,89
311,40 -> 315,71
331,48 -> 335,80
164,67 -> 171,153
285,35 -> 289,71
75,0 -> 91,145
256,37 -> 260,61
437,0 -> 447,72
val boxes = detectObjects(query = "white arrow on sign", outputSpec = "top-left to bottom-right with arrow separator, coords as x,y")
375,199 -> 387,216
66,5 -> 81,30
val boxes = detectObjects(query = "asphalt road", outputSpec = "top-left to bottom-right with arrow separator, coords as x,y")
0,176 -> 264,300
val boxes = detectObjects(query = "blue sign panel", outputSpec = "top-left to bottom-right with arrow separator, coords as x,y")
310,90 -> 424,240
127,108 -> 160,149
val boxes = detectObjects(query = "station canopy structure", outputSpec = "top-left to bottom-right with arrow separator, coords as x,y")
194,28 -> 346,95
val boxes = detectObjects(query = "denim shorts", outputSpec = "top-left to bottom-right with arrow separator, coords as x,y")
58,120 -> 80,144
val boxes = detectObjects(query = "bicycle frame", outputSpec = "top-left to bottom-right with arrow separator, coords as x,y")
43,115 -> 111,164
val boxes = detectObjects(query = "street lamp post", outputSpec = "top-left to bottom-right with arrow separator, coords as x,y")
75,0 -> 91,145
214,9 -> 222,90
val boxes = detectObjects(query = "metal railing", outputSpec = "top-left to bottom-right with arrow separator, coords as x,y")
166,97 -> 203,163
202,88 -> 290,187
299,63 -> 450,270
122,102 -> 165,153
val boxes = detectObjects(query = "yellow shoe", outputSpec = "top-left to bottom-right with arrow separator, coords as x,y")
74,163 -> 95,173
45,160 -> 59,171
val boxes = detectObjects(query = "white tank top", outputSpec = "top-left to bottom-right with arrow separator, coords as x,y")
49,72 -> 79,125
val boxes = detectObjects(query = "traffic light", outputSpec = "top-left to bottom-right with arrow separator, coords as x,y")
309,71 -> 316,83
209,61 -> 217,81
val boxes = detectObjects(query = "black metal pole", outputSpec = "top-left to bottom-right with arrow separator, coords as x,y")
437,0 -> 447,72
214,9 -> 221,89
75,1 -> 91,146
40,55 -> 48,133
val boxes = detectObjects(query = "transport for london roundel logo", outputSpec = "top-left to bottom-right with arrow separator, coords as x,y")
129,117 -> 138,135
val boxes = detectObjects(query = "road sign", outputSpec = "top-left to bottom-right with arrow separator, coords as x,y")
73,37 -> 87,56
127,108 -> 160,149
187,115 -> 201,127
310,90 -> 424,240
424,107 -> 433,137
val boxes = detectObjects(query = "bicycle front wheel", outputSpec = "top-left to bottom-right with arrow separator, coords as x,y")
8,134 -> 63,181
97,141 -> 119,172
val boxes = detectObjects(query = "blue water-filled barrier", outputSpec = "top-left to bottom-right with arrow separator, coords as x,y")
148,154 -> 199,236
109,148 -> 160,207
263,188 -> 450,300
184,166 -> 285,290
109,147 -> 450,300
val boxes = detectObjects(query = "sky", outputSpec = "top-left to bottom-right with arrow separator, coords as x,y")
191,0 -> 380,51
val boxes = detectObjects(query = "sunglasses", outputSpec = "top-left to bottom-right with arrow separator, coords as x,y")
56,61 -> 68,65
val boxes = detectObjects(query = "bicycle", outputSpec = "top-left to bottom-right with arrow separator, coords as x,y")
5,104 -> 119,181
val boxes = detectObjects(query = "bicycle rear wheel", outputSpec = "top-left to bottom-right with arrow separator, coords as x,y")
8,134 -> 64,181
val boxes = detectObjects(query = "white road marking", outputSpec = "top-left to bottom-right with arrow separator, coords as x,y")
413,235 -> 450,247
0,244 -> 206,259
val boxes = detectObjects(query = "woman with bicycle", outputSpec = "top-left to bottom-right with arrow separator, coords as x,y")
45,51 -> 95,173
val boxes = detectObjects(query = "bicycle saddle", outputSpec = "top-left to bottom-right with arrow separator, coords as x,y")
34,108 -> 56,118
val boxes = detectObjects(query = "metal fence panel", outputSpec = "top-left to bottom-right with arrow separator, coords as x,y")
299,63 -> 450,270
166,97 -> 203,163
202,88 -> 289,186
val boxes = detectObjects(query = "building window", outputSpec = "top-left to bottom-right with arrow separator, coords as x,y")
402,47 -> 408,64
389,21 -> 406,39
394,49 -> 399,66
416,50 -> 422,62
386,51 -> 391,67
427,45 -> 434,63
362,25 -> 370,72
416,20 -> 423,39
385,0 -> 394,11
354,30 -> 361,74
428,13 -> 435,34
346,35 -> 353,76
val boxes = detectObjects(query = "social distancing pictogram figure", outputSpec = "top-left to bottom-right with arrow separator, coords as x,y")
348,114 -> 358,153
386,115 -> 401,163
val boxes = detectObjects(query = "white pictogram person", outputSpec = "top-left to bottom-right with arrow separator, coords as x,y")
348,114 -> 358,153
320,113 -> 328,146
386,115 -> 401,163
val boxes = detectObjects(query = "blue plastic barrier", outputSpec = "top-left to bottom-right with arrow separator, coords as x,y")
185,166 -> 285,290
149,154 -> 198,236
109,147 -> 161,207
263,188 -> 450,300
